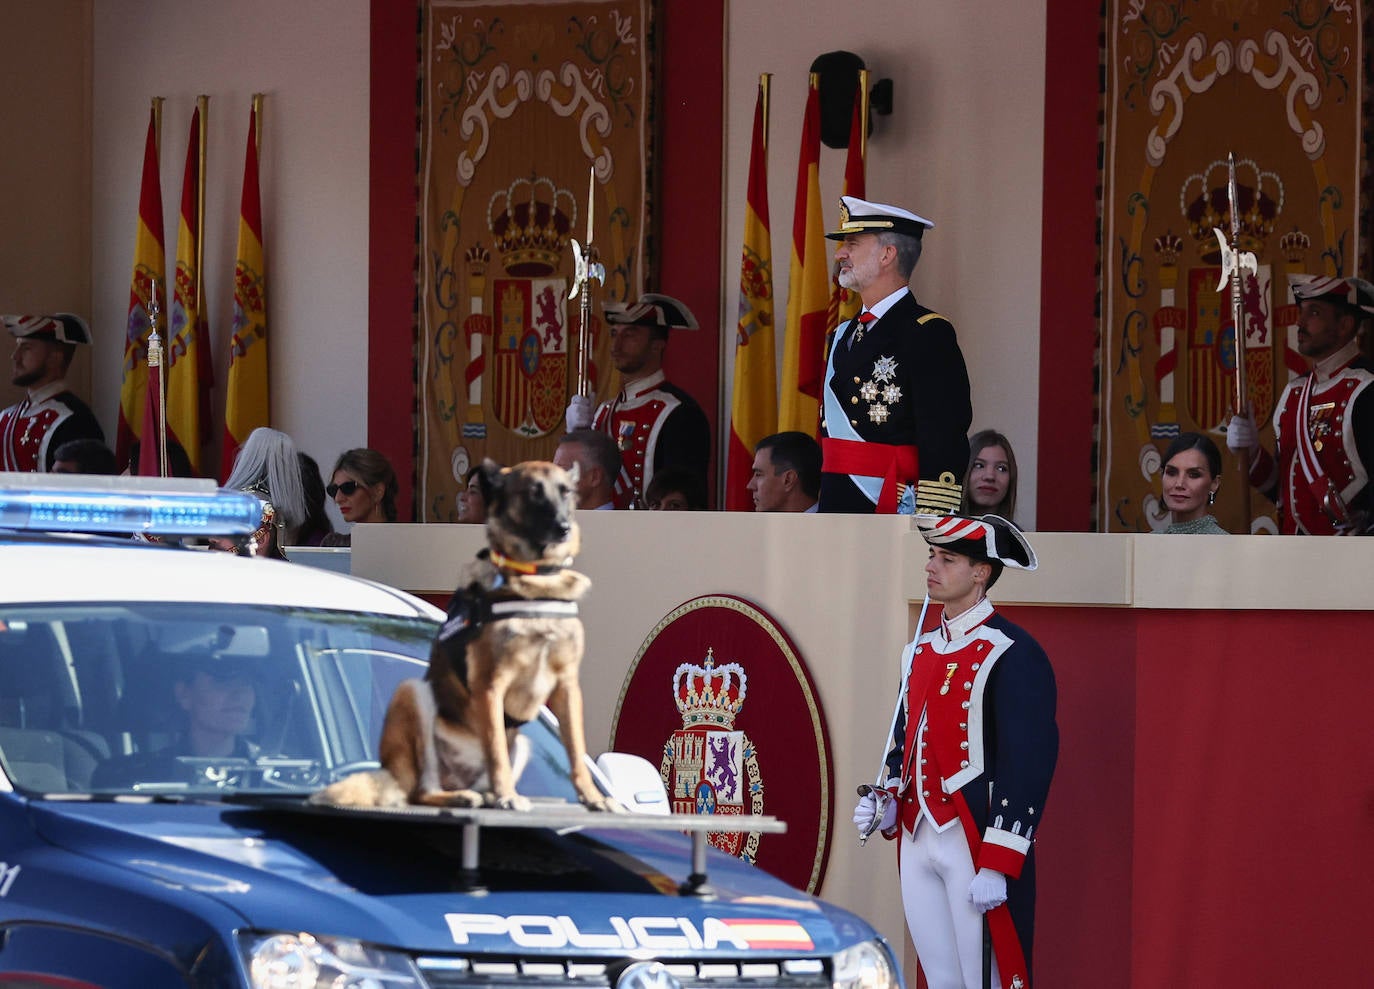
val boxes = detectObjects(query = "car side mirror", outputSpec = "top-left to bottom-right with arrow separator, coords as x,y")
594,752 -> 669,815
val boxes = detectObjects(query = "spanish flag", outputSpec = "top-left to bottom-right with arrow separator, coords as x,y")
167,102 -> 212,472
778,79 -> 829,436
221,100 -> 269,480
826,86 -> 866,331
725,77 -> 778,511
116,101 -> 166,468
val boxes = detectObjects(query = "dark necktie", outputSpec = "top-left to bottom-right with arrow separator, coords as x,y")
851,310 -> 876,348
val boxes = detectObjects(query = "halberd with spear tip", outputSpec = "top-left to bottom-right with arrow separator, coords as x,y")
1212,151 -> 1257,524
569,165 -> 606,399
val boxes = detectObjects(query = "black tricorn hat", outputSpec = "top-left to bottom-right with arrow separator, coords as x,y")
602,293 -> 699,330
3,313 -> 92,345
916,513 -> 1037,571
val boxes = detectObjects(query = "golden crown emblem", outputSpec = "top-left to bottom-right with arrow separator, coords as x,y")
1152,230 -> 1184,267
487,176 -> 576,277
1180,158 -> 1283,263
673,648 -> 748,729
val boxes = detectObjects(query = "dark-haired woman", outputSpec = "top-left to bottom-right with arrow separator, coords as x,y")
1161,432 -> 1227,534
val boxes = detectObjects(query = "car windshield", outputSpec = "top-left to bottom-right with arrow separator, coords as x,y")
0,603 -> 585,802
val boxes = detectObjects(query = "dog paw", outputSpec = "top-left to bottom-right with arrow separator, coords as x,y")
488,792 -> 532,812
581,794 -> 627,813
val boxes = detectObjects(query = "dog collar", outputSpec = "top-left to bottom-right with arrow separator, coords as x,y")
486,549 -> 570,576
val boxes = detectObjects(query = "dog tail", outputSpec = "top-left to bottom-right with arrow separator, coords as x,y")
308,769 -> 408,809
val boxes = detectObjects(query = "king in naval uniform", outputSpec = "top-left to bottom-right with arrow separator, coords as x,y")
853,514 -> 1057,989
0,314 -> 104,473
1227,274 -> 1374,534
819,196 -> 972,514
564,293 -> 711,509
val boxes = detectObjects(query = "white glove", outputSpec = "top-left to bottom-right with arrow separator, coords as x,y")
1225,413 -> 1259,455
565,394 -> 594,431
852,791 -> 897,835
968,868 -> 1008,912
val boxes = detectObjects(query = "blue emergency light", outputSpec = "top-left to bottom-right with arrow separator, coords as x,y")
0,472 -> 262,537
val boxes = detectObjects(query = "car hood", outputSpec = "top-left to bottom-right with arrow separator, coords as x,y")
31,798 -> 873,956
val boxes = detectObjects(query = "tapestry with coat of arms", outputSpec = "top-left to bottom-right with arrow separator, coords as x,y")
1099,0 -> 1365,533
418,0 -> 656,520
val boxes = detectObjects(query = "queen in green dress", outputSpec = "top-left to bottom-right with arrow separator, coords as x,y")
1161,432 -> 1228,534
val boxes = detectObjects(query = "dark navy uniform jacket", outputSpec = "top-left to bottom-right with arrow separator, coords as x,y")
819,290 -> 972,513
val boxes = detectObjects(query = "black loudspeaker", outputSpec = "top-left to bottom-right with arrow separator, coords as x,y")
810,51 -> 866,149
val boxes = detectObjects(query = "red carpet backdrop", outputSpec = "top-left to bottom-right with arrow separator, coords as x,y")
1099,1 -> 1363,533
418,0 -> 656,520
610,595 -> 835,894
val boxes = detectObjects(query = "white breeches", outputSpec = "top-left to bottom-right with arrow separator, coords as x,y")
898,819 -> 1001,989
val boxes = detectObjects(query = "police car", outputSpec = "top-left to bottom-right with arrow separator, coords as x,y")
0,475 -> 900,989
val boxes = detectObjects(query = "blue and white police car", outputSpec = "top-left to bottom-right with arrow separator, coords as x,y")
0,475 -> 900,989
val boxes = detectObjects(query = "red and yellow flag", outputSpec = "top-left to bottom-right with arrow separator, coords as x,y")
221,100 -> 269,480
778,81 -> 829,436
826,87 -> 866,331
726,78 -> 779,511
167,102 -> 213,473
116,101 -> 166,468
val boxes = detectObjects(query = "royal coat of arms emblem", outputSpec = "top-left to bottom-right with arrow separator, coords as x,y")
661,649 -> 764,861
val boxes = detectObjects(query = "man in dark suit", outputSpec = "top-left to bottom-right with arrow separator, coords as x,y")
819,197 -> 972,513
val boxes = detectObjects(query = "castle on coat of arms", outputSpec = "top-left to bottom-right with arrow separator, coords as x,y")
661,649 -> 765,862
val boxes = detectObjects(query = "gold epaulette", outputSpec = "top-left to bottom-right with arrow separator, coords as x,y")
914,471 -> 962,514
916,312 -> 945,325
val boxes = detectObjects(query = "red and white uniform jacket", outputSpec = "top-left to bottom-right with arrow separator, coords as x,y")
1250,340 -> 1374,534
882,598 -> 1058,985
0,380 -> 105,473
591,369 -> 710,509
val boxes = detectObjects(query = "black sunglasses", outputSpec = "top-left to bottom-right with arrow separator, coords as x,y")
327,480 -> 364,498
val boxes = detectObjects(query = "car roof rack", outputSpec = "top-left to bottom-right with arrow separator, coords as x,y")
281,799 -> 785,897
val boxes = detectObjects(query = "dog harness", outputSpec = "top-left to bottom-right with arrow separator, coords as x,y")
435,553 -> 580,728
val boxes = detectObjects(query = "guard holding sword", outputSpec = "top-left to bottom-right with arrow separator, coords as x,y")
854,513 -> 1057,989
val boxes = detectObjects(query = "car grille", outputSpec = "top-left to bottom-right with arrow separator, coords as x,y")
416,956 -> 831,989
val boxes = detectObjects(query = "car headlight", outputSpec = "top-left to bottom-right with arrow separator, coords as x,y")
243,931 -> 424,989
832,939 -> 899,989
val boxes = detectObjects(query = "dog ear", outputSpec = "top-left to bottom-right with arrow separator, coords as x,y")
477,458 -> 504,505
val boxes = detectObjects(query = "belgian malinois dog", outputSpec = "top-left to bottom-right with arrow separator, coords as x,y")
313,459 -> 619,812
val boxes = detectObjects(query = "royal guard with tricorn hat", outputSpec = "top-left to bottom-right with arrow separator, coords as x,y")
854,513 -> 1057,989
1,314 -> 105,472
563,293 -> 711,509
819,196 -> 972,514
1227,273 -> 1374,534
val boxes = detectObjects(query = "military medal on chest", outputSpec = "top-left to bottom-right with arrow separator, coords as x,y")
858,355 -> 903,424
1307,401 -> 1337,452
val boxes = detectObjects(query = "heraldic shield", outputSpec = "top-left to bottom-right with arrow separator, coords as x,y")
491,277 -> 569,437
1185,264 -> 1276,431
610,594 -> 835,894
662,649 -> 763,860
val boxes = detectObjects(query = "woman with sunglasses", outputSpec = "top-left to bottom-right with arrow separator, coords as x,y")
322,448 -> 398,546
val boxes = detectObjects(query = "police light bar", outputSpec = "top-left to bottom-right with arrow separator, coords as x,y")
0,472 -> 262,537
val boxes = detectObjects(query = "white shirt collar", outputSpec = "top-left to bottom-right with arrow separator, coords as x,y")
939,597 -> 995,643
861,286 -> 912,323
27,379 -> 69,404
620,369 -> 666,401
1312,339 -> 1361,383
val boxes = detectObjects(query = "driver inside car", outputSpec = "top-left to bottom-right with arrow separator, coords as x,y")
93,654 -> 261,789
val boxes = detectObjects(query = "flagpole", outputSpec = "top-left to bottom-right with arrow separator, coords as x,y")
252,93 -> 263,157
760,72 -> 771,152
858,69 -> 869,162
151,96 -> 163,155
195,96 -> 208,309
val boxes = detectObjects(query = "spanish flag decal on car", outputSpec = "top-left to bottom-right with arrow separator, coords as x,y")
721,919 -> 814,950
